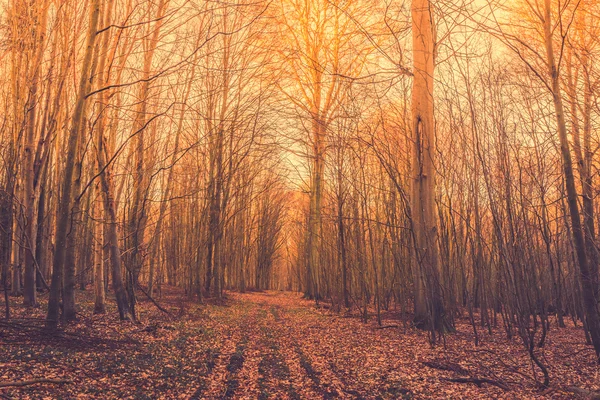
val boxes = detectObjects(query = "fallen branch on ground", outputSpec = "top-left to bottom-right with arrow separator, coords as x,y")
375,324 -> 399,329
0,379 -> 71,388
442,377 -> 509,391
565,386 -> 600,399
424,360 -> 469,375
136,284 -> 174,317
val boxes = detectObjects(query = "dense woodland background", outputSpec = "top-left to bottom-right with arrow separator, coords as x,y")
1,0 -> 600,396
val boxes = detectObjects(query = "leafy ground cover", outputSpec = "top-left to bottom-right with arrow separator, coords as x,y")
0,288 -> 598,399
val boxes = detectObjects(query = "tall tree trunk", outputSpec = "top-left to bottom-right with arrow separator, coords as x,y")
128,0 -> 168,315
62,121 -> 89,322
543,0 -> 600,360
337,179 -> 349,309
97,131 -> 131,320
149,43 -> 197,296
93,180 -> 105,314
411,0 -> 447,335
46,0 -> 100,329
22,1 -> 48,306
307,117 -> 325,300
0,180 -> 14,319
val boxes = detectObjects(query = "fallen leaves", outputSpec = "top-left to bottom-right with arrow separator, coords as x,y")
0,288 -> 598,399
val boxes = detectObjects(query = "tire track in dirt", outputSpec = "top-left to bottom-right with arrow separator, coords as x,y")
201,292 -> 406,399
222,299 -> 273,399
223,338 -> 247,398
231,295 -> 320,399
210,299 -> 276,399
260,303 -> 323,399
188,347 -> 220,399
266,299 -> 351,399
254,306 -> 300,399
285,311 -> 406,399
195,305 -> 250,399
229,299 -> 302,399
263,294 -> 399,399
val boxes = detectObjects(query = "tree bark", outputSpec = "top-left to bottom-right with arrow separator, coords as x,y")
93,180 -> 105,314
46,0 -> 100,329
23,0 -> 48,307
411,0 -> 447,334
543,0 -> 600,360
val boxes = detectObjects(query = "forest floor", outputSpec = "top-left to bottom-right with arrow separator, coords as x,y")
0,288 -> 599,399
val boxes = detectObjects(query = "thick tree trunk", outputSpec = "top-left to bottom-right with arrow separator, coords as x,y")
63,123 -> 88,322
46,0 -> 100,329
410,0 -> 447,334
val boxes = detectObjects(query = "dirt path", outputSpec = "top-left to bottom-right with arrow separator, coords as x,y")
196,292 -> 600,399
1,290 -> 598,399
188,291 -> 598,399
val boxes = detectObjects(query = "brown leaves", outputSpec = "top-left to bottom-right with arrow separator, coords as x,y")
1,289 -> 598,399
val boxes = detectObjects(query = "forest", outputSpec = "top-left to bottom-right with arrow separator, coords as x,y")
0,0 -> 599,398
